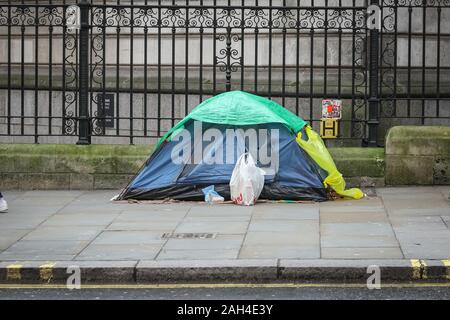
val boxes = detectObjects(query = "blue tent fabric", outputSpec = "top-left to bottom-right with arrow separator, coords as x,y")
120,121 -> 328,201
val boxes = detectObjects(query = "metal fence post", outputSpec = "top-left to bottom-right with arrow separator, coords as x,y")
367,0 -> 380,147
76,0 -> 90,145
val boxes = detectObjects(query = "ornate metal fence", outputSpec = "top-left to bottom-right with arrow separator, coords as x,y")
0,0 -> 449,146
378,0 -> 450,143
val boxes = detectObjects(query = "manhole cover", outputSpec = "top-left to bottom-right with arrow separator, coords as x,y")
162,233 -> 216,239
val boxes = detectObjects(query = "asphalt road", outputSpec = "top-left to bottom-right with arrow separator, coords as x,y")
1,284 -> 450,300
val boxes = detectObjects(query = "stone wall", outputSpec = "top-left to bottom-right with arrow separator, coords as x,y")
0,144 -> 153,190
0,143 -> 385,190
385,126 -> 450,185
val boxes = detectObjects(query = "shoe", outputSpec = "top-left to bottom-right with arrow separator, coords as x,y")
0,197 -> 8,213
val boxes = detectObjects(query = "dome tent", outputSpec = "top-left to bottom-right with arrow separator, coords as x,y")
118,91 -> 363,201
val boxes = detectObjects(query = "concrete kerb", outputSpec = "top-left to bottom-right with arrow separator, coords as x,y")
278,259 -> 414,282
0,261 -> 138,284
136,260 -> 279,283
0,259 -> 449,284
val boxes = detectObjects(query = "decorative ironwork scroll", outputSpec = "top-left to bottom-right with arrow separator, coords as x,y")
215,28 -> 243,91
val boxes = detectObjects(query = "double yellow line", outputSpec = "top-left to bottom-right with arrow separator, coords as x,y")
1,283 -> 450,290
411,259 -> 450,280
443,260 -> 450,280
6,262 -> 55,282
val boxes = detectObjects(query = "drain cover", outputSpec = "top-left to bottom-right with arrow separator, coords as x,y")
162,233 -> 216,239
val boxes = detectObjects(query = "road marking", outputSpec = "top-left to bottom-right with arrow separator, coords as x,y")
0,282 -> 450,290
39,262 -> 55,282
410,259 -> 428,279
443,260 -> 450,280
421,260 -> 428,280
411,259 -> 422,280
6,264 -> 22,281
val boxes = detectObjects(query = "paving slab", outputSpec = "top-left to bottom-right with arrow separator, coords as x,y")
91,231 -> 166,245
239,245 -> 320,259
156,249 -> 239,260
114,211 -> 187,221
0,254 -> 77,261
117,204 -> 193,212
248,219 -> 318,233
0,215 -> 51,229
41,212 -> 120,227
392,221 -> 449,233
401,244 -> 450,260
321,234 -> 400,248
163,235 -> 244,250
0,191 -> 24,201
2,205 -> 64,216
70,191 -> 120,202
321,222 -> 399,248
0,229 -> 31,251
109,203 -> 189,212
435,186 -> 450,199
107,220 -> 180,231
243,231 -> 319,247
321,222 -> 396,237
389,215 -> 445,226
252,203 -> 319,220
10,196 -> 77,207
56,207 -> 124,215
0,240 -> 88,260
395,229 -> 450,256
21,190 -> 85,198
183,216 -> 250,222
381,192 -> 450,216
385,205 -> 450,217
320,212 -> 388,224
319,197 -> 385,213
75,244 -> 163,261
376,186 -> 440,195
395,228 -> 450,241
174,221 -> 249,234
187,205 -> 254,217
21,226 -> 104,241
321,247 -> 404,259
56,203 -> 125,215
442,216 -> 450,228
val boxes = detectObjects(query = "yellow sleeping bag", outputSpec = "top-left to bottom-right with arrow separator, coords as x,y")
296,125 -> 364,200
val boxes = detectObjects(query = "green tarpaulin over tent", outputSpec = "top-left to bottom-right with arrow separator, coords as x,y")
157,91 -> 307,148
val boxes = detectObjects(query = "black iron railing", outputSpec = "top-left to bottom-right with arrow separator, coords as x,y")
0,0 -> 449,146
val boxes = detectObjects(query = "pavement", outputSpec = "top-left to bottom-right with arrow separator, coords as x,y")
0,186 -> 449,284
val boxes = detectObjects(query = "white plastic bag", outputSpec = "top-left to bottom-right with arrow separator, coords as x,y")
230,153 -> 265,206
